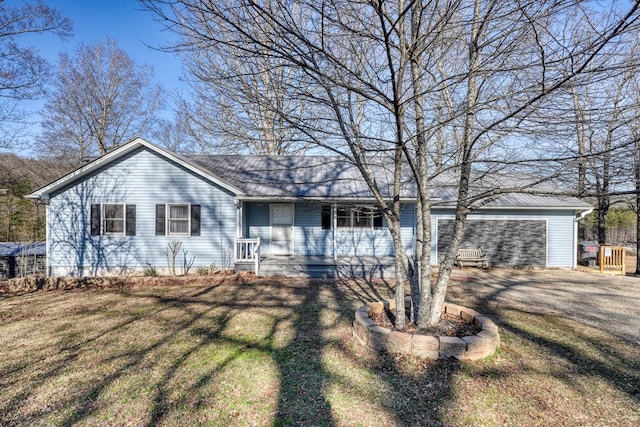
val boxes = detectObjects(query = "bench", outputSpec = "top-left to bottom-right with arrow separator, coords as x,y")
456,248 -> 489,269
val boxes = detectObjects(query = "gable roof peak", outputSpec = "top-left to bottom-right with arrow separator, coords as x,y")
26,138 -> 243,200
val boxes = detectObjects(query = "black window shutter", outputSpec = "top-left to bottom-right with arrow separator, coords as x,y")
373,211 -> 383,230
90,204 -> 101,236
321,205 -> 331,230
191,205 -> 201,236
126,204 -> 136,236
156,204 -> 165,235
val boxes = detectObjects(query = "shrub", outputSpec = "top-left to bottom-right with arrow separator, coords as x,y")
144,266 -> 158,277
196,266 -> 210,276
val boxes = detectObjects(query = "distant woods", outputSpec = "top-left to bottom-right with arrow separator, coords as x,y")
0,154 -> 71,242
583,208 -> 637,246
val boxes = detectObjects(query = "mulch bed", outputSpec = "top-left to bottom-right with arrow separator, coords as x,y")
0,271 -> 246,293
370,308 -> 480,337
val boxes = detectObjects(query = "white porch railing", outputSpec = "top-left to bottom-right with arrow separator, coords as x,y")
235,237 -> 261,274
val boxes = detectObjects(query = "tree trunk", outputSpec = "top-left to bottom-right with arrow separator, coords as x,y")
636,202 -> 640,275
635,136 -> 640,274
571,87 -> 588,240
598,202 -> 609,244
426,0 -> 482,327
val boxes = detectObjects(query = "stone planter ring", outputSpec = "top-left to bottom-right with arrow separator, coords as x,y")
353,299 -> 499,361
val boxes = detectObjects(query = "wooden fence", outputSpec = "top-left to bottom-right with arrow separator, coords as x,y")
598,246 -> 626,276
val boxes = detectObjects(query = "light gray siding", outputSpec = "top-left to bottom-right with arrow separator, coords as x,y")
47,147 -> 237,276
431,209 -> 576,268
400,204 -> 416,254
245,202 -> 271,255
293,203 -> 331,256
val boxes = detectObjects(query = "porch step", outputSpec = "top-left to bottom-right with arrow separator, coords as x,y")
236,256 -> 396,279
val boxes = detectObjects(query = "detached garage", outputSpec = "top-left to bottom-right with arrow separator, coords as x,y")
431,193 -> 590,268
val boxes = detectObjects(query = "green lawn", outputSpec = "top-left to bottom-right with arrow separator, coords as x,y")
1,274 -> 638,426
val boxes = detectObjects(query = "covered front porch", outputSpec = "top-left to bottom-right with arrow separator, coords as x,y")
235,238 -> 395,278
232,200 -> 414,277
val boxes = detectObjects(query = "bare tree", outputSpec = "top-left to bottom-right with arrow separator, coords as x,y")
0,0 -> 72,149
38,39 -> 165,166
145,0 -> 640,328
567,71 -> 636,243
634,124 -> 640,274
148,3 -> 311,154
625,54 -> 640,272
151,108 -> 199,153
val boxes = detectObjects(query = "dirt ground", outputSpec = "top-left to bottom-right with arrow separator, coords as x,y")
448,261 -> 640,345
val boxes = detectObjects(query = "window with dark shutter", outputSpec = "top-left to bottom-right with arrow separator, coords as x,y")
156,204 -> 166,235
90,203 -> 132,236
90,204 -> 101,236
126,205 -> 136,236
167,204 -> 190,236
103,204 -> 125,235
191,205 -> 201,236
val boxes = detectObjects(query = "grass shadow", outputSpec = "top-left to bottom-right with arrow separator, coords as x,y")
2,272 -> 638,425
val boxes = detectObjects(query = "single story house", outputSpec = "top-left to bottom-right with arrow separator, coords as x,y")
0,241 -> 46,279
27,138 -> 592,277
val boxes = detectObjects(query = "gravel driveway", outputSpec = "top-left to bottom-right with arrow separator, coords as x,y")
452,268 -> 640,345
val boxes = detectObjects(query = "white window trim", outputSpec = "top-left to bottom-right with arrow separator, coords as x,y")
335,205 -> 377,230
102,203 -> 126,236
166,203 -> 191,237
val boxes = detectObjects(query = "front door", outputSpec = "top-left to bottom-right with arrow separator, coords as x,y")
270,204 -> 294,255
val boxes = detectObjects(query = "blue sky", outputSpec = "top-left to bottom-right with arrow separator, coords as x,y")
32,0 -> 182,90
17,0 -> 183,144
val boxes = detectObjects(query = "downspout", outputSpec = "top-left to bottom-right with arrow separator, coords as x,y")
46,201 -> 50,276
573,208 -> 593,269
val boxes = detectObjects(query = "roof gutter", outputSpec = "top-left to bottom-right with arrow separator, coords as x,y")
574,208 -> 593,222
235,196 -> 437,203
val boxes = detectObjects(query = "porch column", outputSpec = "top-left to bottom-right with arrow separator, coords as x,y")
236,200 -> 243,238
332,202 -> 337,261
